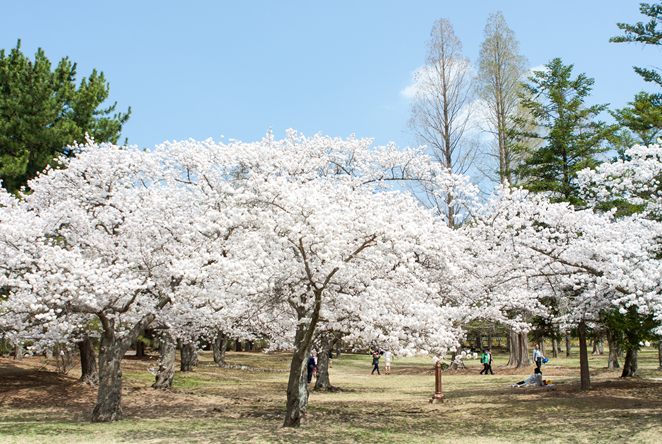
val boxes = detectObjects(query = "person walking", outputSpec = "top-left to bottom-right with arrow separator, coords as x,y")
480,349 -> 489,375
532,344 -> 544,371
486,348 -> 494,375
371,350 -> 382,375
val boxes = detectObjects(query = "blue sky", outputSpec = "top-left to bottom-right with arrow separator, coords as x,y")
2,1 -> 659,156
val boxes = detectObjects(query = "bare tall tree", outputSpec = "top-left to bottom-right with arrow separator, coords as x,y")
408,18 -> 475,228
475,11 -> 529,185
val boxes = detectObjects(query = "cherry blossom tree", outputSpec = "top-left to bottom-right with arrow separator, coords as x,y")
152,131 -> 475,427
469,183 -> 662,388
0,142 -> 220,421
579,142 -> 662,375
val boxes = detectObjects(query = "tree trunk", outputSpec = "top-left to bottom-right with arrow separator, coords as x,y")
180,341 -> 194,372
447,350 -> 467,370
658,341 -> 662,370
78,336 -> 98,385
488,333 -> 493,350
552,338 -> 558,358
136,339 -> 145,358
93,334 -> 125,422
55,344 -> 74,373
92,300 -> 165,422
246,340 -> 254,351
153,332 -> 176,390
314,333 -> 339,391
335,335 -> 342,358
606,330 -> 620,369
621,349 -> 639,377
283,322 -> 314,427
14,344 -> 23,361
506,328 -> 519,367
592,336 -> 604,355
518,332 -> 530,368
565,333 -> 572,357
540,337 -> 546,356
477,332 -> 483,351
235,338 -> 243,352
191,345 -> 198,367
578,320 -> 591,390
212,331 -> 228,365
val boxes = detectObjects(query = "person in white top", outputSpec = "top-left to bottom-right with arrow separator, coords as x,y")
383,350 -> 393,375
532,344 -> 544,371
512,368 -> 543,387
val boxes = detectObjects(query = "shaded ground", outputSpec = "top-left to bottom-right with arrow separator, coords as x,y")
1,350 -> 661,443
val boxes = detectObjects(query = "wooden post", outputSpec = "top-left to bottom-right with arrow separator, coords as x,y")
430,361 -> 445,403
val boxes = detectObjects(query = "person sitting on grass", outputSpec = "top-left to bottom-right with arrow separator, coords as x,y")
512,368 -> 543,387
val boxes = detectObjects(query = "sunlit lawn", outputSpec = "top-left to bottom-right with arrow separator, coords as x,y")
1,347 -> 661,443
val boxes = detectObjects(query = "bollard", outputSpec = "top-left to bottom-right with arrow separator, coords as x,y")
430,361 -> 445,403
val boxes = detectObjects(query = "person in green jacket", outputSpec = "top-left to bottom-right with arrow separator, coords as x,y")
480,349 -> 489,375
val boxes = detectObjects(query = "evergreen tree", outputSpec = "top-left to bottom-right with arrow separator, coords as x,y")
611,2 -> 662,95
0,40 -> 130,193
611,91 -> 662,148
514,58 -> 615,206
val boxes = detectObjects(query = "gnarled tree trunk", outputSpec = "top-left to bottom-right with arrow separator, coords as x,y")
78,336 -> 98,385
335,334 -> 342,358
507,329 -> 530,368
552,338 -> 558,358
93,331 -> 125,422
592,336 -> 604,355
235,338 -> 243,352
506,328 -> 519,367
212,330 -> 228,365
565,333 -> 572,357
658,341 -> 662,370
92,297 -> 166,423
136,339 -> 145,358
180,341 -> 195,372
621,349 -> 639,377
284,322 -> 314,427
314,332 -> 339,391
518,333 -> 530,368
578,320 -> 591,390
14,344 -> 23,361
606,330 -> 620,369
153,332 -> 176,390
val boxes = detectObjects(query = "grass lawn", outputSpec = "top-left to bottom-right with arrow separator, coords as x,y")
0,347 -> 661,443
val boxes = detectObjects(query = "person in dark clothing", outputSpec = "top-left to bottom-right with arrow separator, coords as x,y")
307,352 -> 316,383
371,350 -> 381,375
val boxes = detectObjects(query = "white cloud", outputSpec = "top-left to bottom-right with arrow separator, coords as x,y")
529,64 -> 547,75
400,66 -> 424,99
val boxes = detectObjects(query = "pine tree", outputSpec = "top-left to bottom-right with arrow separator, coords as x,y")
611,91 -> 662,148
0,40 -> 130,193
514,58 -> 616,206
611,2 -> 662,95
